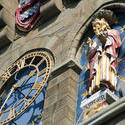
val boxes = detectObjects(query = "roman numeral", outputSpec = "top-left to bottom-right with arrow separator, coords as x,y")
1,72 -> 11,80
29,57 -> 35,65
17,59 -> 25,69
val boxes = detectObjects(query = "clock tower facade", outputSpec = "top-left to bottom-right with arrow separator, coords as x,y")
1,0 -> 125,125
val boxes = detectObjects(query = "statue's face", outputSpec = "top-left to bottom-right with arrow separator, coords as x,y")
93,20 -> 108,38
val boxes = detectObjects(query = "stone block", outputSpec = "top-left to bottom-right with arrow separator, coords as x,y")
43,68 -> 78,125
53,105 -> 75,124
57,118 -> 73,125
48,68 -> 79,89
42,116 -> 52,125
2,8 -> 15,30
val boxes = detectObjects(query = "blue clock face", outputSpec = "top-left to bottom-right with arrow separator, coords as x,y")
0,51 -> 51,124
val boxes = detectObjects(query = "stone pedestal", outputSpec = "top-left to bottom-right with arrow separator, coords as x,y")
80,89 -> 118,120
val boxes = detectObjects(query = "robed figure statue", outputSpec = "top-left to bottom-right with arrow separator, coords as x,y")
87,18 -> 121,95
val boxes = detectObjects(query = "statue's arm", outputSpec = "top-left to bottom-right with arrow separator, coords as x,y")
86,45 -> 97,61
108,30 -> 121,48
116,30 -> 122,48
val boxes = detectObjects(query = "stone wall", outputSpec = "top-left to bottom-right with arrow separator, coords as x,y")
1,0 -> 125,124
43,69 -> 78,125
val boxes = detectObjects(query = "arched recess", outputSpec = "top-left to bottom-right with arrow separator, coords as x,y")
74,2 -> 125,124
70,1 -> 125,62
15,47 -> 55,78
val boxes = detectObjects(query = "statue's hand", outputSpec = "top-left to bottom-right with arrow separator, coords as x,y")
87,37 -> 94,48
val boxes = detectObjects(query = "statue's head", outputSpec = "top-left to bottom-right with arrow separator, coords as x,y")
92,18 -> 111,37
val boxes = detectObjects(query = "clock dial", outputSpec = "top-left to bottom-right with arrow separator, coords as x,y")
0,51 -> 51,124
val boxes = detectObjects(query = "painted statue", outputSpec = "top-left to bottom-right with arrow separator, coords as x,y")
86,18 -> 121,94
15,0 -> 41,31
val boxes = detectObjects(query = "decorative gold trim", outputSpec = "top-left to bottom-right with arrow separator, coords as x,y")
0,51 -> 52,124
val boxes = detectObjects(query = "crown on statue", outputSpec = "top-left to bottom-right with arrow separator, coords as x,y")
92,18 -> 111,35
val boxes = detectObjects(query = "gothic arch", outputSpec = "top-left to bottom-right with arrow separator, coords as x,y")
69,1 -> 125,62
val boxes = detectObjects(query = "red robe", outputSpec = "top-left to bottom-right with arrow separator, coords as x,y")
87,29 -> 121,86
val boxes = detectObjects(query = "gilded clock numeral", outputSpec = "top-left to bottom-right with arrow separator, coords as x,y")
32,82 -> 43,90
8,108 -> 15,119
0,76 -> 7,81
1,72 -> 11,80
17,59 -> 25,69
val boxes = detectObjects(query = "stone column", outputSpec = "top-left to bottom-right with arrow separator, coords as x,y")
42,61 -> 81,125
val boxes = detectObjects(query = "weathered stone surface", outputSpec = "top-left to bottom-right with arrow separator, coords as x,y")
1,0 -> 125,124
0,0 -> 124,70
43,69 -> 78,124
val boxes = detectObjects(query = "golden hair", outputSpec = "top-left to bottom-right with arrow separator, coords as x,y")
92,18 -> 111,30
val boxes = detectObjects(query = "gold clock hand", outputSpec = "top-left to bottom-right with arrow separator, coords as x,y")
13,69 -> 36,89
0,69 -> 36,111
0,87 -> 14,111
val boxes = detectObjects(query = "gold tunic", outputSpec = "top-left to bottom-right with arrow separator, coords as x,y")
89,51 -> 116,94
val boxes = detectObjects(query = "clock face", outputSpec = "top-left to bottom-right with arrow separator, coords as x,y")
0,51 -> 51,124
